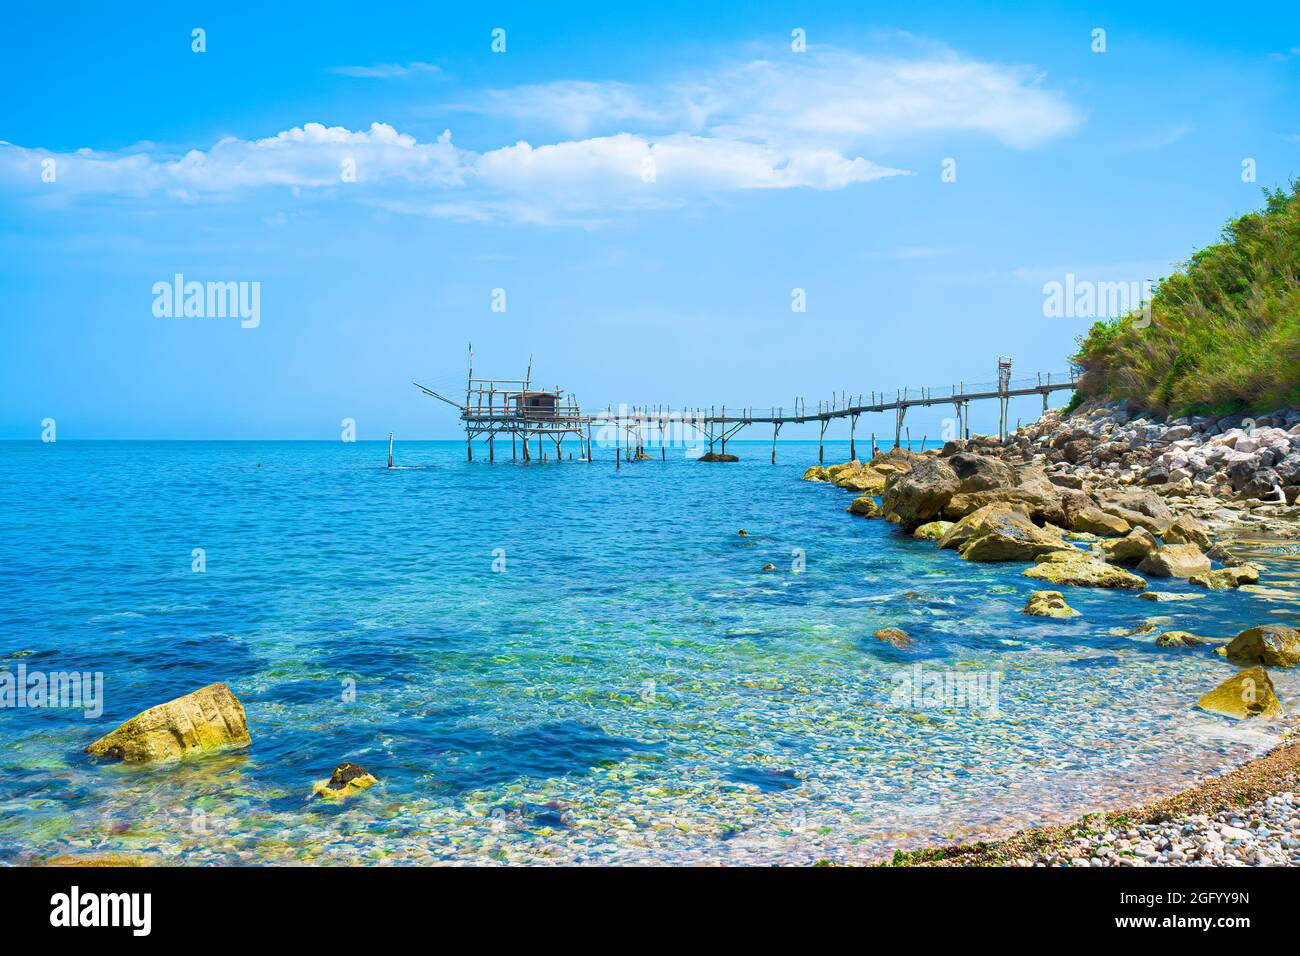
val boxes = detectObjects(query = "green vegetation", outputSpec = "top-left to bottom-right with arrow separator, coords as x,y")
1073,183 -> 1300,416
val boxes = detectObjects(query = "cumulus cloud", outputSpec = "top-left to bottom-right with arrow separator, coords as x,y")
0,44 -> 1079,223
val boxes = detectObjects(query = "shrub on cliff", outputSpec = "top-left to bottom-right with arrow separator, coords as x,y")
1073,182 -> 1300,416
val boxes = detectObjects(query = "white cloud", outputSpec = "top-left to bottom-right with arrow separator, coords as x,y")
330,62 -> 441,79
0,44 -> 1079,223
460,49 -> 1081,149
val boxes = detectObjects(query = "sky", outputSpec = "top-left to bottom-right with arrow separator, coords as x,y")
1,1 -> 1298,440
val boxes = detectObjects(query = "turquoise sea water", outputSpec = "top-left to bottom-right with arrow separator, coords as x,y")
1,439 -> 1297,865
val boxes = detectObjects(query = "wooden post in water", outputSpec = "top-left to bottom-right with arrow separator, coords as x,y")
387,432 -> 394,469
849,413 -> 858,461
771,421 -> 781,464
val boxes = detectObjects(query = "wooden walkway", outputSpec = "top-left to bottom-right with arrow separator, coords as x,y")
590,365 -> 1080,463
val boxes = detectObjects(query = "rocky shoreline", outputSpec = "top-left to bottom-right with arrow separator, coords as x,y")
805,398 -> 1300,866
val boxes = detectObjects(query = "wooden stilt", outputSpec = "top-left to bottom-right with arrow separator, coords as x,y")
387,432 -> 394,469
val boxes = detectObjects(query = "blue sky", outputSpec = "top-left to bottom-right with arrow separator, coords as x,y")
1,1 -> 1297,439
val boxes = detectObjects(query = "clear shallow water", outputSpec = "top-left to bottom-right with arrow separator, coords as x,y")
1,439 -> 1298,865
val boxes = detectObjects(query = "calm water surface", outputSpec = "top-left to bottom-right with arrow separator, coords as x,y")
1,440 -> 1297,865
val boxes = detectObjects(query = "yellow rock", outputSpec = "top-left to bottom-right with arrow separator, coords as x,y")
1223,625 -> 1300,668
1022,557 -> 1147,590
801,465 -> 831,482
312,762 -> 379,800
85,682 -> 250,763
1196,667 -> 1284,720
847,495 -> 883,517
913,520 -> 954,540
1022,590 -> 1079,617
1189,565 -> 1261,590
873,627 -> 912,651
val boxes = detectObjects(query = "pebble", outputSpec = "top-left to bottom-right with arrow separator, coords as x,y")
1014,792 -> 1300,867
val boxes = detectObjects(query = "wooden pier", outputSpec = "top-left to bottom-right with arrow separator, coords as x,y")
416,353 -> 1080,464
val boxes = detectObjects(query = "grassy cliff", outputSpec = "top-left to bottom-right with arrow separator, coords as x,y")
1072,183 -> 1300,417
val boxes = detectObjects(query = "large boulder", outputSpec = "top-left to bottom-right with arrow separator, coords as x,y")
836,466 -> 888,494
85,682 -> 250,763
1163,515 -> 1211,549
1189,565 -> 1261,590
1070,507 -> 1131,537
1022,555 -> 1147,589
1092,488 -> 1175,535
1137,543 -> 1212,579
881,457 -> 959,531
947,452 -> 1016,492
1197,667 -> 1284,720
801,465 -> 831,482
1099,527 -> 1158,566
1022,590 -> 1080,617
938,503 -> 1074,562
1223,625 -> 1300,668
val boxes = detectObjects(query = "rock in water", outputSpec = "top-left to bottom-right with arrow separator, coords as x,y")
1223,625 -> 1300,668
912,520 -> 953,540
85,682 -> 250,763
939,504 -> 1074,562
801,465 -> 831,482
1022,590 -> 1080,617
1137,543 -> 1212,578
1099,527 -> 1158,566
1022,556 -> 1147,590
1188,565 -> 1261,590
881,457 -> 959,531
847,495 -> 883,517
1196,667 -> 1284,720
312,762 -> 379,800
1138,590 -> 1203,602
761,563 -> 777,571
1154,631 -> 1214,648
874,627 -> 912,651
698,452 -> 739,462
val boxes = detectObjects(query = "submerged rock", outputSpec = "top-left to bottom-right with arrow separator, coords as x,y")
1223,625 -> 1300,668
1137,543 -> 1212,579
1154,631 -> 1215,648
1022,556 -> 1147,590
1189,565 -> 1261,590
1022,590 -> 1079,617
1196,667 -> 1284,720
912,520 -> 953,540
85,682 -> 250,763
873,627 -> 913,651
761,563 -> 777,571
1138,590 -> 1203,602
698,452 -> 739,462
312,762 -> 379,800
